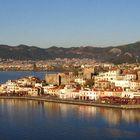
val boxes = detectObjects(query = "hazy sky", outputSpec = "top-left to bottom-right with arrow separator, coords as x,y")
0,0 -> 140,48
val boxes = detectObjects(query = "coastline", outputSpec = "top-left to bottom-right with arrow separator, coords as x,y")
1,96 -> 140,109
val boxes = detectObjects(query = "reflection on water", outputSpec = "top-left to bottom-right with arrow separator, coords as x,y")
0,99 -> 140,140
0,99 -> 140,125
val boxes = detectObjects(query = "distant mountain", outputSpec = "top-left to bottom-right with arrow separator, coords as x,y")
0,42 -> 140,64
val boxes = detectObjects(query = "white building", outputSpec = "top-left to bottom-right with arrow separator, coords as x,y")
113,80 -> 130,89
122,91 -> 140,98
6,80 -> 17,93
95,69 -> 120,82
42,86 -> 48,94
74,78 -> 86,85
59,86 -> 75,99
28,87 -> 39,96
130,81 -> 140,91
35,83 -> 43,88
79,88 -> 97,100
124,73 -> 137,81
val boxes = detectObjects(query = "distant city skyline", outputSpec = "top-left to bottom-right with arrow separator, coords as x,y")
0,0 -> 140,48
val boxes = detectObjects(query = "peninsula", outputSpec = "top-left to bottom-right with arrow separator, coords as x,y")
1,63 -> 140,109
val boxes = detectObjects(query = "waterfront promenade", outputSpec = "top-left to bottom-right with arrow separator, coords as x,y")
1,96 -> 140,109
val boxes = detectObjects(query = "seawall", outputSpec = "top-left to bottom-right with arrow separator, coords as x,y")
0,96 -> 140,109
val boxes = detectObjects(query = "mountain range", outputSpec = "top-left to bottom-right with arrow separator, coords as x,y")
0,42 -> 140,64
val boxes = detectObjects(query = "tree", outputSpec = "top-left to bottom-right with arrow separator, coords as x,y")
84,79 -> 94,88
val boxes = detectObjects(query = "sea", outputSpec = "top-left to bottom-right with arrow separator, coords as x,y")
0,71 -> 140,140
0,71 -> 46,84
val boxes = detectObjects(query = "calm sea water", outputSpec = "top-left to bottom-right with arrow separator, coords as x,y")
0,72 -> 140,140
0,99 -> 140,140
0,71 -> 47,84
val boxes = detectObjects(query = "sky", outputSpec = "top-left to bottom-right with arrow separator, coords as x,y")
0,0 -> 140,48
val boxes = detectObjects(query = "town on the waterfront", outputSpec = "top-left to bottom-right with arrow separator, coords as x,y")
1,0 -> 140,139
1,62 -> 140,108
0,58 -> 95,71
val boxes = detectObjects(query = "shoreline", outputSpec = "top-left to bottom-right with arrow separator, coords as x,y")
0,96 -> 140,109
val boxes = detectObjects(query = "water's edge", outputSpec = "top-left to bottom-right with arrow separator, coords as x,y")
0,96 -> 140,109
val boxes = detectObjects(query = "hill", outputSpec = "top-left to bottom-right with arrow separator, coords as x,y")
0,42 -> 140,64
